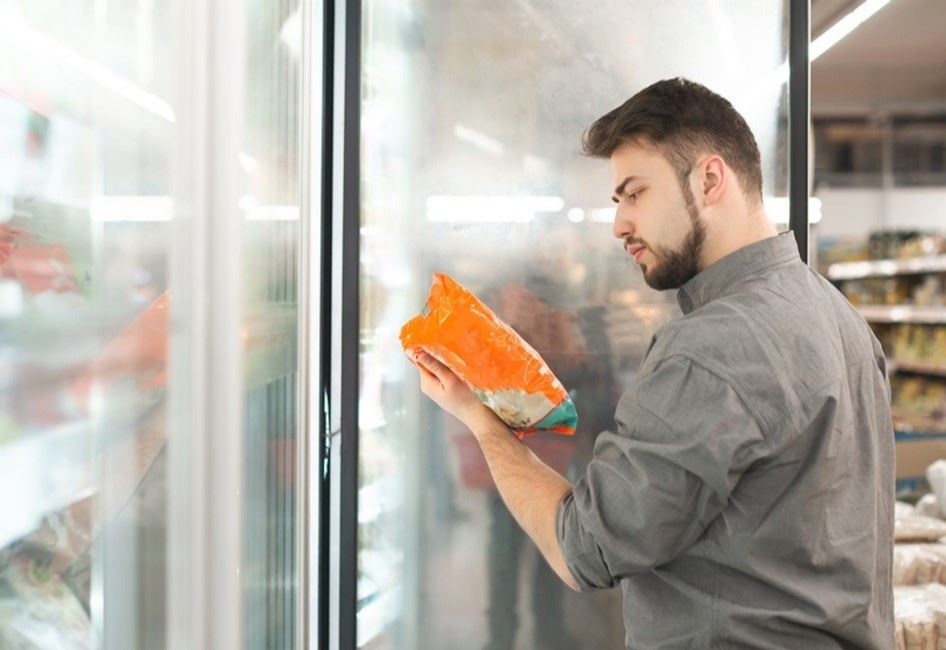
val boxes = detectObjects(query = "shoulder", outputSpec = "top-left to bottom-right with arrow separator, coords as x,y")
642,298 -> 760,380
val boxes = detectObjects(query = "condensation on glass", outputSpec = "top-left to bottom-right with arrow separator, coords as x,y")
240,1 -> 304,649
0,1 -> 175,647
0,1 -> 305,648
356,2 -> 791,648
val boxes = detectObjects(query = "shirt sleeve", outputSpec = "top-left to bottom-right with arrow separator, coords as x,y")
556,354 -> 766,591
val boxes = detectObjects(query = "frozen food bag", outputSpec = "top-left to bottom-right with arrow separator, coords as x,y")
399,273 -> 577,438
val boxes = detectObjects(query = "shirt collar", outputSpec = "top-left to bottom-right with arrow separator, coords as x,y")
676,232 -> 800,314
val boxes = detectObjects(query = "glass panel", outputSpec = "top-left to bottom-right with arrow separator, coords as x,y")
0,1 -> 175,647
357,1 -> 790,648
240,1 -> 303,648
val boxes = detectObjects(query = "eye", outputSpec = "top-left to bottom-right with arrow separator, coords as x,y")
626,188 -> 644,202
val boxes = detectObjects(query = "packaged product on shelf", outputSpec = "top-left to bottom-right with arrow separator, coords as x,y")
933,328 -> 946,365
893,543 -> 946,585
895,512 -> 946,542
400,273 -> 578,437
898,501 -> 919,519
928,461 -> 946,518
892,374 -> 946,427
893,583 -> 946,650
916,493 -> 944,521
885,278 -> 913,306
868,230 -> 944,261
912,275 -> 946,308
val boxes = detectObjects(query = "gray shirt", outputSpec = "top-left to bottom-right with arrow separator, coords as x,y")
557,233 -> 895,649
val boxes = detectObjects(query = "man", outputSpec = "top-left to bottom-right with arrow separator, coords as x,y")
410,78 -> 894,649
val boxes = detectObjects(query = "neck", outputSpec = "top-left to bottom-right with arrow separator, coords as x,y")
698,204 -> 779,271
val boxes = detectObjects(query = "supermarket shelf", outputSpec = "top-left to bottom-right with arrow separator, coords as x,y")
896,430 -> 946,441
890,359 -> 946,378
0,395 -> 166,551
897,477 -> 928,495
357,586 -> 400,647
358,475 -> 402,525
0,419 -> 94,550
892,410 -> 946,438
856,305 -> 946,324
827,255 -> 946,281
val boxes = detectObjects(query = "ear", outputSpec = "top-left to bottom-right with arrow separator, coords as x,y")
697,155 -> 727,207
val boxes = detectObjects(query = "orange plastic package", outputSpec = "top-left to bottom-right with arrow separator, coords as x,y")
399,273 -> 577,438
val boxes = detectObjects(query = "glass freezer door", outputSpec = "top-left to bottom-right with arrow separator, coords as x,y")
335,1 -> 799,648
0,2 -> 177,647
0,1 -> 322,648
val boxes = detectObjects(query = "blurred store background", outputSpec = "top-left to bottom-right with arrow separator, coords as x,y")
810,0 -> 946,496
1,0 -> 946,648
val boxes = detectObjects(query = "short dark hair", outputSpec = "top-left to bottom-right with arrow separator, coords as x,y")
582,78 -> 763,203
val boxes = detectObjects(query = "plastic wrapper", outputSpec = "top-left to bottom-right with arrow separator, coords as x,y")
894,584 -> 946,650
896,514 -> 946,543
899,501 -> 919,520
918,494 -> 945,521
894,544 -> 946,586
929,460 -> 946,519
400,273 -> 577,438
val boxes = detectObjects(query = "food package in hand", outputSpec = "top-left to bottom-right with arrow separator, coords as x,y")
399,273 -> 578,438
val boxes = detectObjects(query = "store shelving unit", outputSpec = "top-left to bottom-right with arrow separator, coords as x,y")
826,254 -> 946,441
0,419 -> 93,550
893,409 -> 946,437
827,255 -> 946,281
854,305 -> 946,324
889,360 -> 946,379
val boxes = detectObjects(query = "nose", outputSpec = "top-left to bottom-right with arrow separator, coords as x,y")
612,205 -> 634,241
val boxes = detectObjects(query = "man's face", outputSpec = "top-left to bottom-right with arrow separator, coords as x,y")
609,141 -> 706,290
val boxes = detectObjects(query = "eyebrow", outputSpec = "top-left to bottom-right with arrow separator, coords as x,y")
611,175 -> 645,203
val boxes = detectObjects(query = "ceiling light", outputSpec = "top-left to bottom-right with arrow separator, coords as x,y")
453,125 -> 504,156
426,195 -> 563,223
811,0 -> 892,61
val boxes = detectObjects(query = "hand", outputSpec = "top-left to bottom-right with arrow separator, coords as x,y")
410,348 -> 499,432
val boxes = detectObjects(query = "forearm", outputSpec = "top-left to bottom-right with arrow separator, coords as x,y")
469,412 -> 580,591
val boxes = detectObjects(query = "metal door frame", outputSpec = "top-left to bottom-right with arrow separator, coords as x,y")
167,0 -> 247,647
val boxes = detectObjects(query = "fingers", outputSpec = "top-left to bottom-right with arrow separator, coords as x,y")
417,363 -> 439,386
411,348 -> 447,382
408,348 -> 443,394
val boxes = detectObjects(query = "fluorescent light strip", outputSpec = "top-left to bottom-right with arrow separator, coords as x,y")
2,12 -> 175,123
245,206 -> 300,221
426,195 -> 563,223
589,208 -> 616,223
240,198 -> 301,221
453,124 -> 505,156
91,196 -> 173,222
757,0 -> 893,97
811,0 -> 892,61
762,196 -> 823,225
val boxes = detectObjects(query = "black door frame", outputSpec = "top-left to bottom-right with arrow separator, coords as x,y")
321,1 -> 811,648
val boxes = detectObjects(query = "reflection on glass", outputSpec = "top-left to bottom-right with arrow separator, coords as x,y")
240,1 -> 303,648
0,1 -> 174,647
358,2 -> 790,648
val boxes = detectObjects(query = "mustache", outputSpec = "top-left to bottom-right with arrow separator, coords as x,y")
625,237 -> 649,249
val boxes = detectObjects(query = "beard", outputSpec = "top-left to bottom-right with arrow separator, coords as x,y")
637,182 -> 707,291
